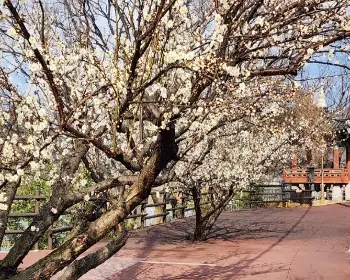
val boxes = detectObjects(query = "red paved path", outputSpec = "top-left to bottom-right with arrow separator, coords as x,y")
3,203 -> 350,279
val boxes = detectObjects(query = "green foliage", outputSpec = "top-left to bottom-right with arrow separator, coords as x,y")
3,163 -> 95,250
4,179 -> 51,250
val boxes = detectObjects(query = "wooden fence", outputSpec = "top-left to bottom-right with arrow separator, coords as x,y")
3,190 -> 213,250
3,184 -> 312,250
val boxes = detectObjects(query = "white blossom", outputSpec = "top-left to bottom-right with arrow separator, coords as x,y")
179,6 -> 188,14
16,169 -> 25,176
0,203 -> 8,211
7,27 -> 17,37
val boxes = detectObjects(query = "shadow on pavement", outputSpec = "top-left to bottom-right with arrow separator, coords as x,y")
110,207 -> 312,279
163,207 -> 311,280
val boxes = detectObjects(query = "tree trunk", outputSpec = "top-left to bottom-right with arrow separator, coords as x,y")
192,186 -> 205,241
6,125 -> 178,280
192,187 -> 234,241
0,180 -> 21,246
57,229 -> 128,280
0,144 -> 89,278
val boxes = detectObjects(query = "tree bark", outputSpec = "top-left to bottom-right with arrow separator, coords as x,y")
192,186 -> 206,241
203,193 -> 234,239
0,144 -> 88,278
192,187 -> 234,241
57,229 -> 128,280
0,180 -> 21,246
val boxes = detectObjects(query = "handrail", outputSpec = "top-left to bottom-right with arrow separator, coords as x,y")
3,186 -> 311,251
3,190 -> 213,250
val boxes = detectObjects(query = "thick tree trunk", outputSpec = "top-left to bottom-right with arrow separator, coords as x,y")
7,126 -> 177,280
57,229 -> 128,280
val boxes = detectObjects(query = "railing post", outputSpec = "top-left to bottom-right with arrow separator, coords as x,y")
153,192 -> 163,225
282,184 -> 286,207
140,203 -> 146,228
249,189 -> 252,209
134,208 -> 140,229
48,226 -> 53,250
181,193 -> 185,219
34,189 -> 40,250
162,193 -> 167,224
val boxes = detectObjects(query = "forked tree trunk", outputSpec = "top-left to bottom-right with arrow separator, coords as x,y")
57,227 -> 128,280
3,125 -> 178,280
192,187 -> 234,241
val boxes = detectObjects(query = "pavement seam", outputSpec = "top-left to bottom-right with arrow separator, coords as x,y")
286,226 -> 318,280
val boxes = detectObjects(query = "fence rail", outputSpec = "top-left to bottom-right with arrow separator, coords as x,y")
2,185 -> 313,251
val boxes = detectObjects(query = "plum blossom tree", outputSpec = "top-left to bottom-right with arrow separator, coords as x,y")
164,85 -> 332,240
0,0 -> 348,278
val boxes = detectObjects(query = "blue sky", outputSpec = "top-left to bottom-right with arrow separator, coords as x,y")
298,49 -> 350,109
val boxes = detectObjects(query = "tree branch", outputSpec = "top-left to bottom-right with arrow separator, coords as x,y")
57,228 -> 128,280
5,0 -> 65,125
9,124 -> 178,279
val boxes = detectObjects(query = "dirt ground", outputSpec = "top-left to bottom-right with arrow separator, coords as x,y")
4,203 -> 350,280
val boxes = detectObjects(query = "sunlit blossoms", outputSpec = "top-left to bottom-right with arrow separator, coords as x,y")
0,0 -> 348,278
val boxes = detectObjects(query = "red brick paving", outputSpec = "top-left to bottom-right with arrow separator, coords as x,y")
0,249 -> 52,268
3,203 -> 350,279
109,203 -> 350,279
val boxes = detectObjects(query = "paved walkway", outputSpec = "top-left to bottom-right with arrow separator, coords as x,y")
3,203 -> 350,279
105,204 -> 350,280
